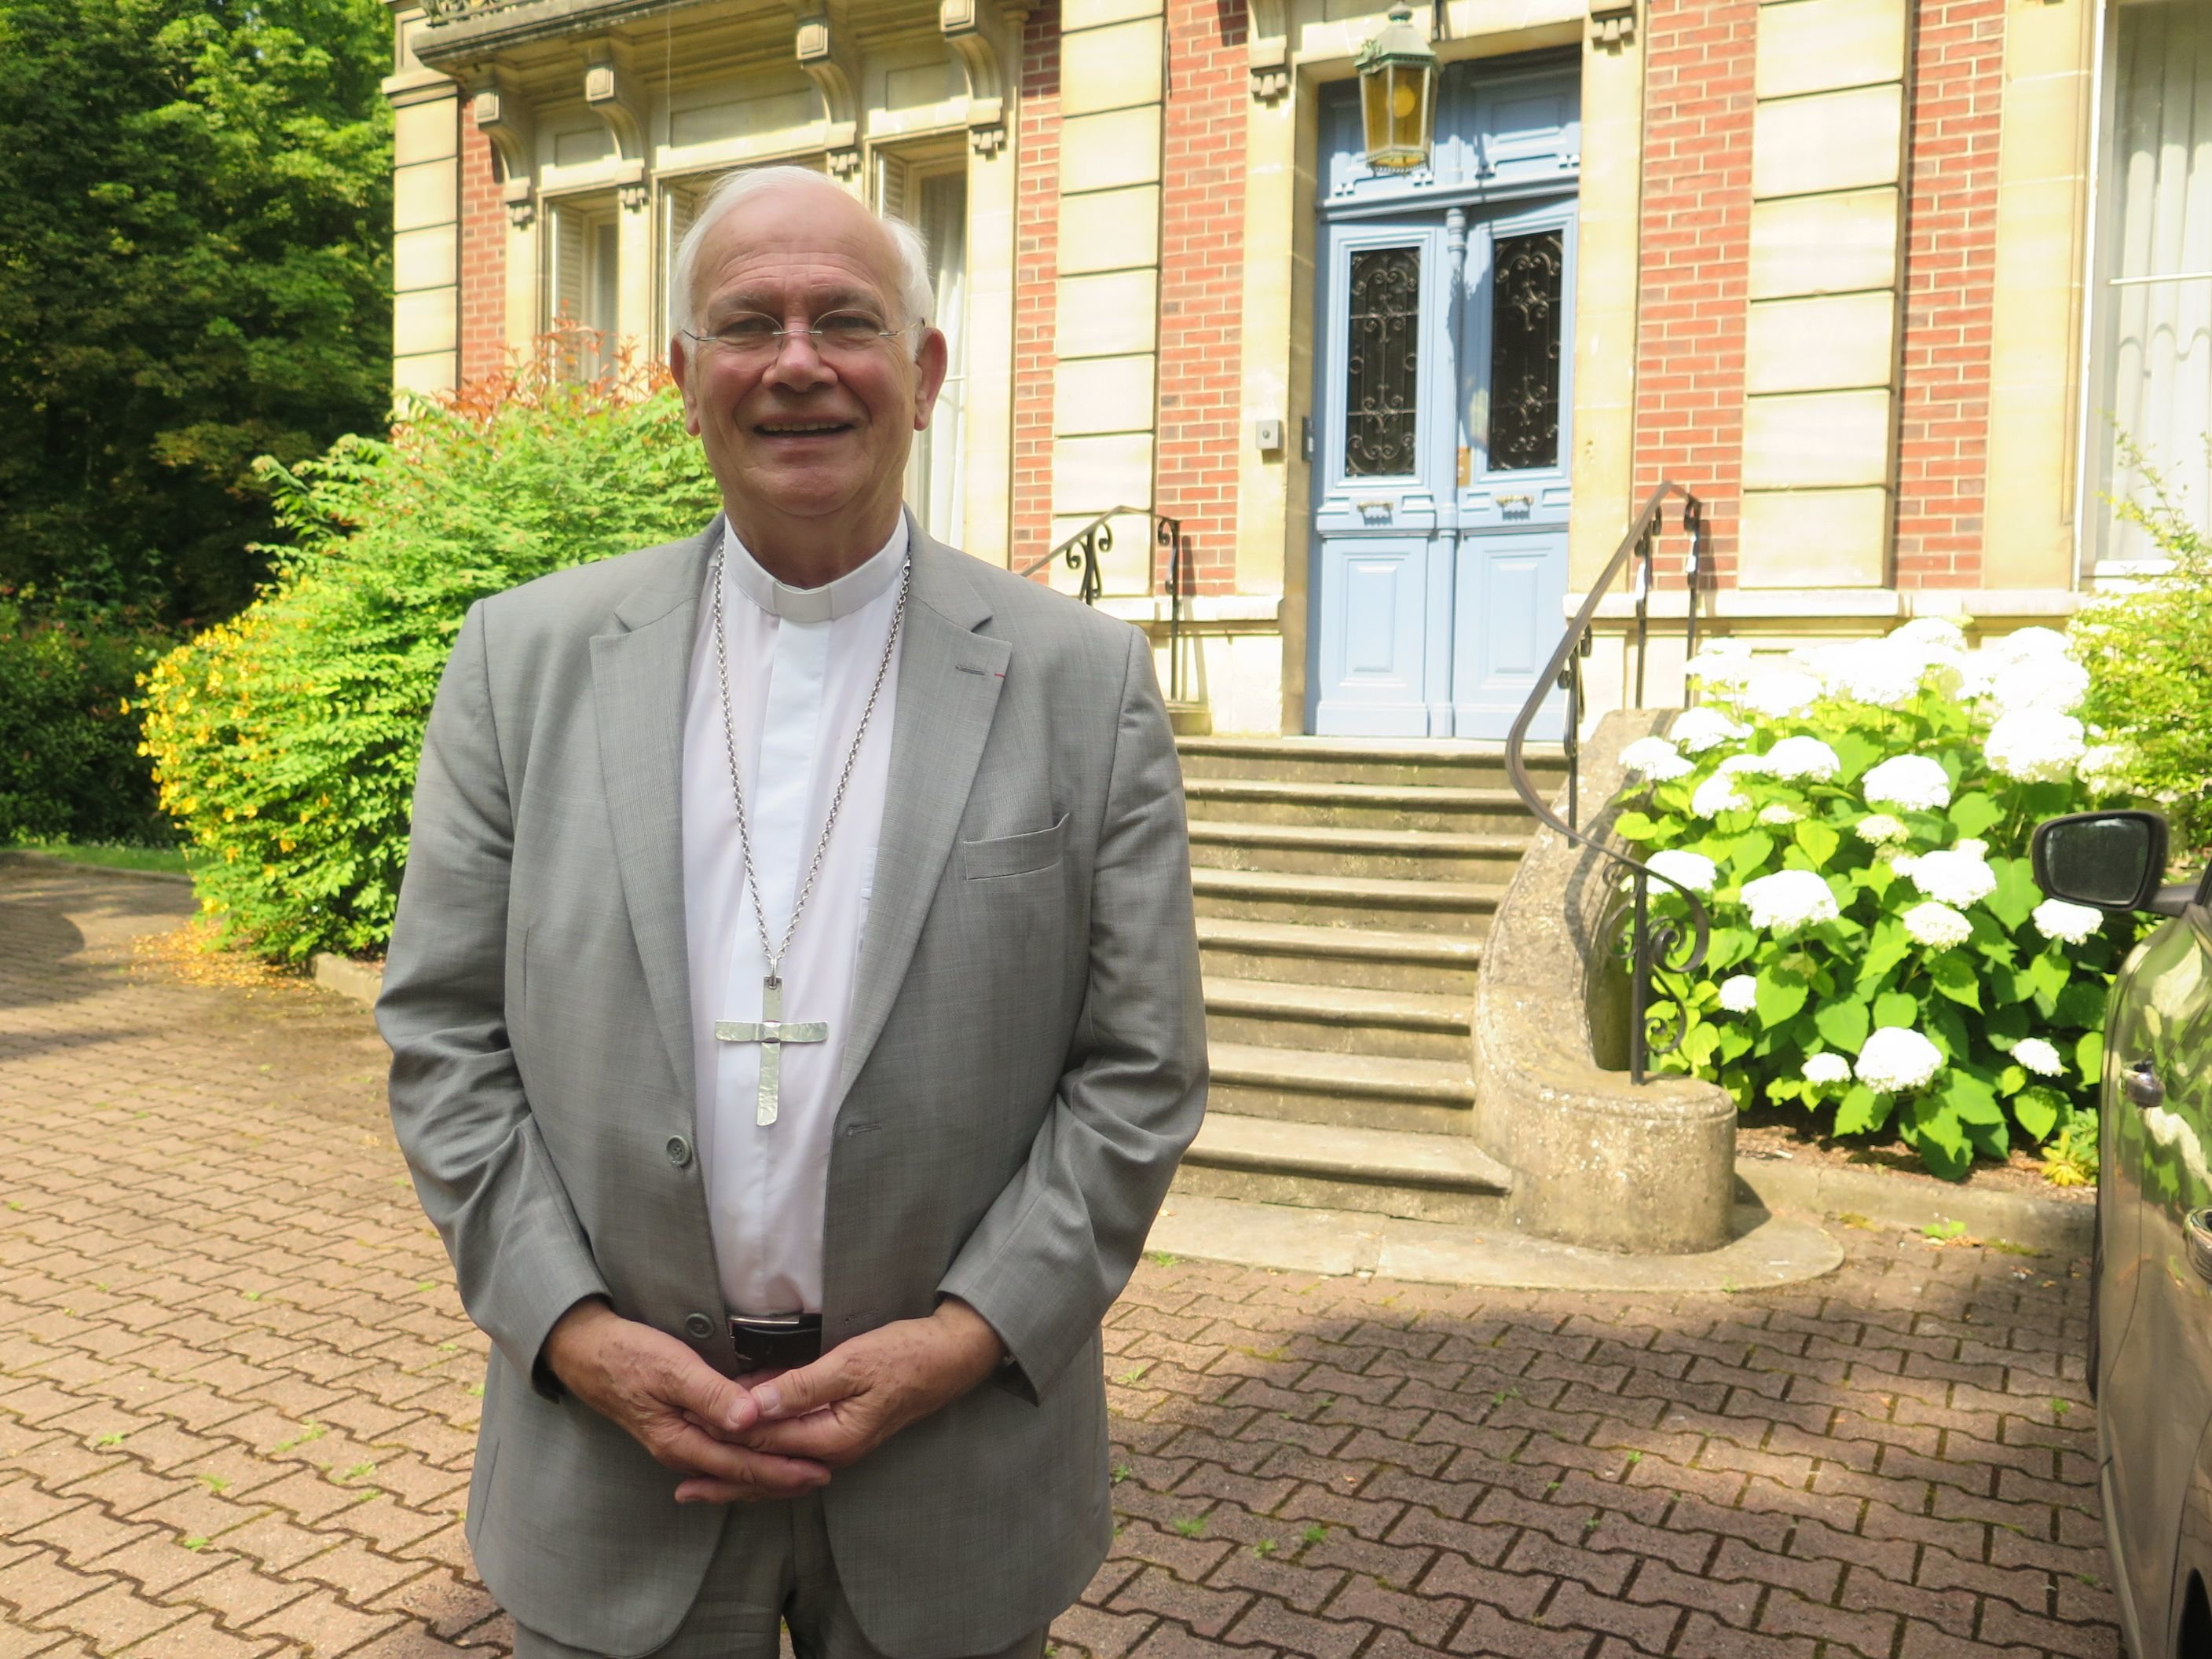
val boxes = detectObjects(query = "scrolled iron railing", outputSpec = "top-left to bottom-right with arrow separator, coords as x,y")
1016,507 -> 1191,702
1503,480 -> 1711,1083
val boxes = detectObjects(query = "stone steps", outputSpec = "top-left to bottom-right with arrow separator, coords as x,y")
1169,1111 -> 1513,1226
1190,866 -> 1504,935
1177,734 -> 1568,793
1170,734 -> 1555,1237
1187,818 -> 1530,881
1204,1040 -> 1476,1135
1196,917 -> 1484,998
1180,777 -> 1536,833
1203,976 -> 1470,1063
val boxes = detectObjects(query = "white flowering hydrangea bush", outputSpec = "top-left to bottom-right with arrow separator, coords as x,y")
1610,619 -> 2140,1179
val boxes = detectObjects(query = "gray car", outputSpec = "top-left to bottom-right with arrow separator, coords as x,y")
2034,809 -> 2212,1658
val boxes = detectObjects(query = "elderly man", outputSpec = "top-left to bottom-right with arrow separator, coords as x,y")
377,166 -> 1206,1659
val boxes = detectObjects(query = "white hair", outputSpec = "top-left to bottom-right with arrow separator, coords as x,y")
667,164 -> 934,350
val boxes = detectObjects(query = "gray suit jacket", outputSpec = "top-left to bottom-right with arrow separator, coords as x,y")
378,518 -> 1206,1659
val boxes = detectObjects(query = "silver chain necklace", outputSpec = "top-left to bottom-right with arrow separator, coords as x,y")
705,537 -> 909,1126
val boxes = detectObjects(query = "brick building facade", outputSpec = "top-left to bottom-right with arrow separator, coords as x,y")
382,0 -> 2209,736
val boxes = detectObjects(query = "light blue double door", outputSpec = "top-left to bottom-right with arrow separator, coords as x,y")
1308,64 -> 1580,740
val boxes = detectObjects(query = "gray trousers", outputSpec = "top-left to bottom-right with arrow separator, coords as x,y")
510,1492 -> 1050,1659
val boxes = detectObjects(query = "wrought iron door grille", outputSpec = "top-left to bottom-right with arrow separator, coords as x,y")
1343,246 -> 1423,477
1487,229 -> 1563,472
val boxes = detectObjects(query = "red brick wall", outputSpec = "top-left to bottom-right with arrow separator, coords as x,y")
1632,0 -> 1759,584
1155,0 -> 1247,595
1892,0 -> 2004,588
1012,5 -> 1062,572
458,106 -> 505,386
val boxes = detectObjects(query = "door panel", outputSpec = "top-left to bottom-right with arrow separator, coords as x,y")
1313,222 -> 1450,737
1322,61 -> 1582,205
1309,61 -> 1580,739
1452,203 -> 1575,739
1315,540 -> 1433,734
2104,911 -> 2212,1657
2103,928 -> 2170,1388
1452,530 -> 1566,731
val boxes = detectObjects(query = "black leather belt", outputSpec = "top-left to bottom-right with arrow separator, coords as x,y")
728,1311 -> 822,1374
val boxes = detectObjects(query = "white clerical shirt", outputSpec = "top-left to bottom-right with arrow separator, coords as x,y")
679,517 -> 906,1316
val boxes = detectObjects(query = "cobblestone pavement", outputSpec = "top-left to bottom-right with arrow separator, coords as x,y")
1,862 -> 2119,1659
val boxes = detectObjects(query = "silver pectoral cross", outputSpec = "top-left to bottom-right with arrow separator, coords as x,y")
712,976 -> 828,1126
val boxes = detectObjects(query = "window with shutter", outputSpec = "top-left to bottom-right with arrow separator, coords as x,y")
916,170 -> 968,547
663,185 -> 699,342
2091,0 -> 2212,569
547,197 -> 619,383
657,161 -> 831,347
878,148 -> 968,546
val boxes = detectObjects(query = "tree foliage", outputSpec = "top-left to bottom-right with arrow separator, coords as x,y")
139,354 -> 720,960
0,0 -> 393,622
0,597 -> 174,844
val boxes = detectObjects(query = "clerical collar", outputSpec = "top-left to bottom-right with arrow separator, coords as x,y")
719,517 -> 909,623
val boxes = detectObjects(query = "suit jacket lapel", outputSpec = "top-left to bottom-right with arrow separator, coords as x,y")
591,518 -> 718,1105
839,526 -> 1009,1096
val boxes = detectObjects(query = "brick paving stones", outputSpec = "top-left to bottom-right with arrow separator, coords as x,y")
1,863 -> 2119,1658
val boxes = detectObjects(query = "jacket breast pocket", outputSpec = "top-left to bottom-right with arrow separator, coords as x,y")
961,811 -> 1068,881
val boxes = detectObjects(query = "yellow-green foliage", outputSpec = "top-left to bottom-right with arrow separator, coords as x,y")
141,363 -> 718,959
2075,446 -> 2212,854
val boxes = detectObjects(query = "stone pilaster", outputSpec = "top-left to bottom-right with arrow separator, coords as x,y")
1737,0 -> 1911,588
384,5 -> 460,394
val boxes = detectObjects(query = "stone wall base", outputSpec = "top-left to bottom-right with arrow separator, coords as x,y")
1470,709 -> 1738,1254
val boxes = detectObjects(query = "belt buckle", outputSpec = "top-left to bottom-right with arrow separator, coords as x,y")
728,1311 -> 811,1337
727,1311 -> 819,1373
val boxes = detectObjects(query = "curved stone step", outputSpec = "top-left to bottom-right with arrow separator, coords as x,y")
1204,976 -> 1469,1061
1205,1039 -> 1476,1133
1174,1112 -> 1509,1225
1147,1194 -> 1846,1291
1192,866 -> 1502,934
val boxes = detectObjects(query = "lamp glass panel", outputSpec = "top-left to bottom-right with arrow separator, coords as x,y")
1361,71 -> 1391,160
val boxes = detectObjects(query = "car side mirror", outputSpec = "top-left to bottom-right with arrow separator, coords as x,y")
2032,810 -> 2171,913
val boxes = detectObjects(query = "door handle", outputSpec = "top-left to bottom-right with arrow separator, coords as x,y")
2126,1059 -> 2166,1108
2186,1210 -> 2212,1283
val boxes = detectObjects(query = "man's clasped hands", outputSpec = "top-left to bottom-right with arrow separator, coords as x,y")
541,1297 -> 1007,1503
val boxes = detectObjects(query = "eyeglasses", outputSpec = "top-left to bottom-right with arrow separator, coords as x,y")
682,309 -> 918,360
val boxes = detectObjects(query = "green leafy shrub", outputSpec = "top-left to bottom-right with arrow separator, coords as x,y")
2075,443 -> 2212,854
0,597 -> 174,844
1613,619 -> 2133,1178
140,353 -> 718,959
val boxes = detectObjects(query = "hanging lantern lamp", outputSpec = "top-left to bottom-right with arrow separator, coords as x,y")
1356,5 -> 1439,173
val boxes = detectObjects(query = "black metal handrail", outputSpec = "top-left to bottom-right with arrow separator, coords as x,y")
1503,481 -> 1710,1083
1017,507 -> 1191,702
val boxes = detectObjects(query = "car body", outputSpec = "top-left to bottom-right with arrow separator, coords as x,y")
2034,810 -> 2212,1657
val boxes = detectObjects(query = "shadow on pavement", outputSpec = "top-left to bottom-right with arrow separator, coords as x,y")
1086,1240 -> 2115,1659
0,893 -> 95,1013
0,859 -> 195,1014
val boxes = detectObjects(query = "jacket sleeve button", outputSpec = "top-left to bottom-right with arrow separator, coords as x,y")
666,1134 -> 693,1167
683,1312 -> 716,1339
